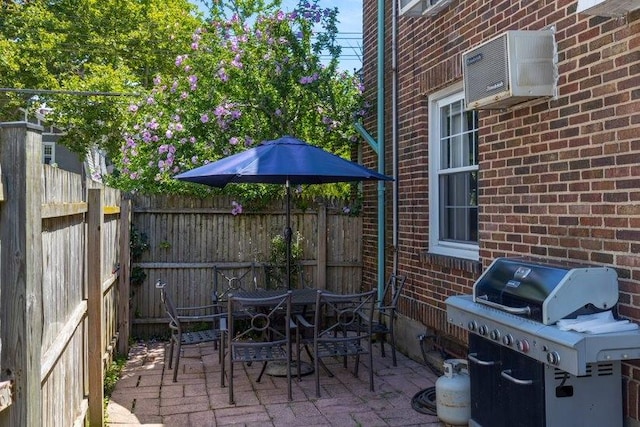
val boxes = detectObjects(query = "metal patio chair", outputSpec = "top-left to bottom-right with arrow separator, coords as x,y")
372,274 -> 407,366
156,280 -> 226,382
310,289 -> 376,397
221,290 -> 293,404
213,263 -> 258,306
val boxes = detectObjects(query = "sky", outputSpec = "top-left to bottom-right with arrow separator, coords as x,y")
194,0 -> 363,72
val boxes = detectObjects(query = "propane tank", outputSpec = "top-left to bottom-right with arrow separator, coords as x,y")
436,358 -> 471,426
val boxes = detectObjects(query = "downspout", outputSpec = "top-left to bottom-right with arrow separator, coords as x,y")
354,0 -> 387,302
391,0 -> 399,276
376,0 -> 386,302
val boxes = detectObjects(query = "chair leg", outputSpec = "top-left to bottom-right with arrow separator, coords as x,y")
296,332 -> 303,382
167,337 -> 175,369
173,339 -> 182,382
368,346 -> 374,392
390,320 -> 397,367
228,362 -> 234,404
353,353 -> 360,377
379,332 -> 387,358
220,338 -> 226,388
314,345 -> 321,398
286,353 -> 292,401
257,361 -> 268,383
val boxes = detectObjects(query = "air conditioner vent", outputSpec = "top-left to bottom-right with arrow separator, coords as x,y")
463,30 -> 558,110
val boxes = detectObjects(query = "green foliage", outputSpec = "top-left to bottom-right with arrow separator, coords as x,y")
109,0 -> 369,207
0,0 -> 203,157
130,267 -> 147,287
267,231 -> 303,287
104,356 -> 127,398
130,225 -> 150,259
130,225 -> 149,286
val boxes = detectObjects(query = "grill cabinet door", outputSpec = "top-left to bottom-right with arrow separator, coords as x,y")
469,335 -> 505,427
500,345 -> 545,426
469,334 -> 546,426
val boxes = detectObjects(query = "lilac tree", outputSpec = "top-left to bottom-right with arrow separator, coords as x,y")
112,0 -> 367,207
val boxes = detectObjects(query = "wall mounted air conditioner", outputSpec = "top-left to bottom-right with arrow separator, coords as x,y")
399,0 -> 452,17
463,30 -> 557,110
577,0 -> 640,16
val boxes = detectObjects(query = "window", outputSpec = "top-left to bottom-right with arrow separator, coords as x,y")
42,142 -> 56,165
428,84 -> 479,260
43,142 -> 55,165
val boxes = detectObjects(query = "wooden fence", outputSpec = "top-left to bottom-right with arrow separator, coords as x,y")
0,122 -> 130,426
130,194 -> 364,338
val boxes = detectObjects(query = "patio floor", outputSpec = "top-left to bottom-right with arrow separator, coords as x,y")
106,339 -> 445,426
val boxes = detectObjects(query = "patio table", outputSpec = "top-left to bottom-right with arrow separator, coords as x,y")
228,288 -> 321,377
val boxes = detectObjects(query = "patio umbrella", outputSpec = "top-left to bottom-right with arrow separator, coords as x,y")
174,135 -> 393,289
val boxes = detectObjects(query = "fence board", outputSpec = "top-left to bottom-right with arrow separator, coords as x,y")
0,122 -> 44,426
1,123 -> 126,426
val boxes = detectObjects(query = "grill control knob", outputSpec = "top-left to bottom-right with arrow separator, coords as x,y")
468,320 -> 478,331
516,339 -> 530,353
547,351 -> 561,365
502,334 -> 514,346
490,329 -> 501,341
478,325 -> 489,336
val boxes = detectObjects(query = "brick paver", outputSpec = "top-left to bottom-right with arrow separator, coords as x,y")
107,340 -> 445,426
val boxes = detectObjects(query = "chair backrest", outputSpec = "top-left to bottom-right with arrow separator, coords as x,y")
314,289 -> 377,338
383,274 -> 407,308
227,291 -> 292,344
156,279 -> 181,333
213,264 -> 258,303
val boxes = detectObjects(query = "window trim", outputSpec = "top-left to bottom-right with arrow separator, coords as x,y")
428,82 -> 479,261
43,141 -> 56,165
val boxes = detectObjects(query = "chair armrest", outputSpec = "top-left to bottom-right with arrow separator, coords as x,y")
175,312 -> 226,322
295,314 -> 314,329
176,303 -> 220,312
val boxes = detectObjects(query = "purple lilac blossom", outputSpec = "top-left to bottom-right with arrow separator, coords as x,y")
231,201 -> 243,215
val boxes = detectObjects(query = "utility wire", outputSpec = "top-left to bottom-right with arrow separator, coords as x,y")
0,88 -> 140,97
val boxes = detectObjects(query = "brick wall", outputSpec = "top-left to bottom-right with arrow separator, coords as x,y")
362,0 -> 640,421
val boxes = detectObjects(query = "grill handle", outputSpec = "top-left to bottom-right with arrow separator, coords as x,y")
475,295 -> 532,315
468,353 -> 496,366
500,369 -> 533,385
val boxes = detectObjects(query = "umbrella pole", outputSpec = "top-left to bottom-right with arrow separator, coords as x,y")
285,179 -> 292,290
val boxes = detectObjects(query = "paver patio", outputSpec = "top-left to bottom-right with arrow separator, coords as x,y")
107,340 -> 445,426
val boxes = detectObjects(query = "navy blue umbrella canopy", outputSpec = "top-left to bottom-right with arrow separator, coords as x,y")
174,135 -> 393,289
174,135 -> 392,186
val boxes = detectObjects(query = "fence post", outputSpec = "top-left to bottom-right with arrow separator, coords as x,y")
0,122 -> 44,425
317,204 -> 327,288
118,196 -> 132,356
87,188 -> 104,426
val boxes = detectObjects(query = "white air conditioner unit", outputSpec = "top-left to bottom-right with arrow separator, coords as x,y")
463,30 -> 558,110
577,0 -> 640,16
399,0 -> 452,17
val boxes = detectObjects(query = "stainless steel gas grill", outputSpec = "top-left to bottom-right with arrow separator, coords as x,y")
446,257 -> 640,427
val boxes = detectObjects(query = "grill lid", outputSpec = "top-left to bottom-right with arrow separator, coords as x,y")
473,257 -> 619,324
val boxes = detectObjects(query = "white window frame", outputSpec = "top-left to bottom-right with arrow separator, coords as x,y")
428,83 -> 479,261
43,141 -> 56,165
